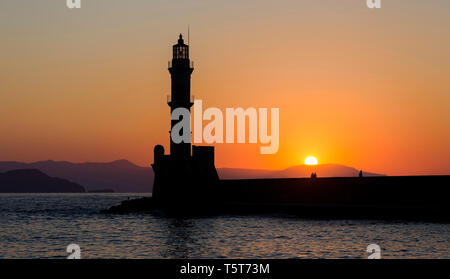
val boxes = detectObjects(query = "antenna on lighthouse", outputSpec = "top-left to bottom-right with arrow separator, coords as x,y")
188,25 -> 190,46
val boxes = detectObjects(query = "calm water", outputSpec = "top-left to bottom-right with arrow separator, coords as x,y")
0,193 -> 448,259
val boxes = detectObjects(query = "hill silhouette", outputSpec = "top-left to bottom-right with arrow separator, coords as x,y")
0,160 -> 153,193
0,169 -> 85,193
0,160 -> 382,193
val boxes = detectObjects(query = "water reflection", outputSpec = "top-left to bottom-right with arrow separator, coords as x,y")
0,194 -> 449,259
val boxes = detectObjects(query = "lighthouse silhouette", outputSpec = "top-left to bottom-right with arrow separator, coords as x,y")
152,34 -> 219,209
168,34 -> 194,159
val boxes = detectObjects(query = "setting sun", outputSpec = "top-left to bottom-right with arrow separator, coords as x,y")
304,156 -> 318,165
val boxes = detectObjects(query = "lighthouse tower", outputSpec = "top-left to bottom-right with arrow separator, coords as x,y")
152,34 -> 218,208
168,34 -> 193,159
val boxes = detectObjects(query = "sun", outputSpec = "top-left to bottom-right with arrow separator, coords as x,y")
304,156 -> 318,165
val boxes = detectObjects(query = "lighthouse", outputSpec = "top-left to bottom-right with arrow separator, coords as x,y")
168,34 -> 194,159
152,34 -> 218,207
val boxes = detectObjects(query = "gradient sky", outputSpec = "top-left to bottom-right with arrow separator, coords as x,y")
1,0 -> 449,175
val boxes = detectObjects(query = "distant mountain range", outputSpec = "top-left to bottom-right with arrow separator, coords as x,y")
0,169 -> 85,193
0,160 -> 383,193
0,160 -> 152,193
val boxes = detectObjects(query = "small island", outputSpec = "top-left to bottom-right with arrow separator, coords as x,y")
88,189 -> 115,193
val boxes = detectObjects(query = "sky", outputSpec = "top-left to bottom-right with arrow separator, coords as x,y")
1,0 -> 449,175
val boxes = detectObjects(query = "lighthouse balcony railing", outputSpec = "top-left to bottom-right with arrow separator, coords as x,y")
168,60 -> 194,69
167,94 -> 196,104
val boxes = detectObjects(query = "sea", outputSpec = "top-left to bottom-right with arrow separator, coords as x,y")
0,193 -> 448,259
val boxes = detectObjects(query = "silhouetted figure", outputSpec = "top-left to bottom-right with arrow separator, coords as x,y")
359,170 -> 363,177
311,172 -> 317,179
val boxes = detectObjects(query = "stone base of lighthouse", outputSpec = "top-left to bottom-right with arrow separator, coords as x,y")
151,145 -> 219,210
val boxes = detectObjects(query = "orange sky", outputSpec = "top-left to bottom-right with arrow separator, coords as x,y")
1,0 -> 449,175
